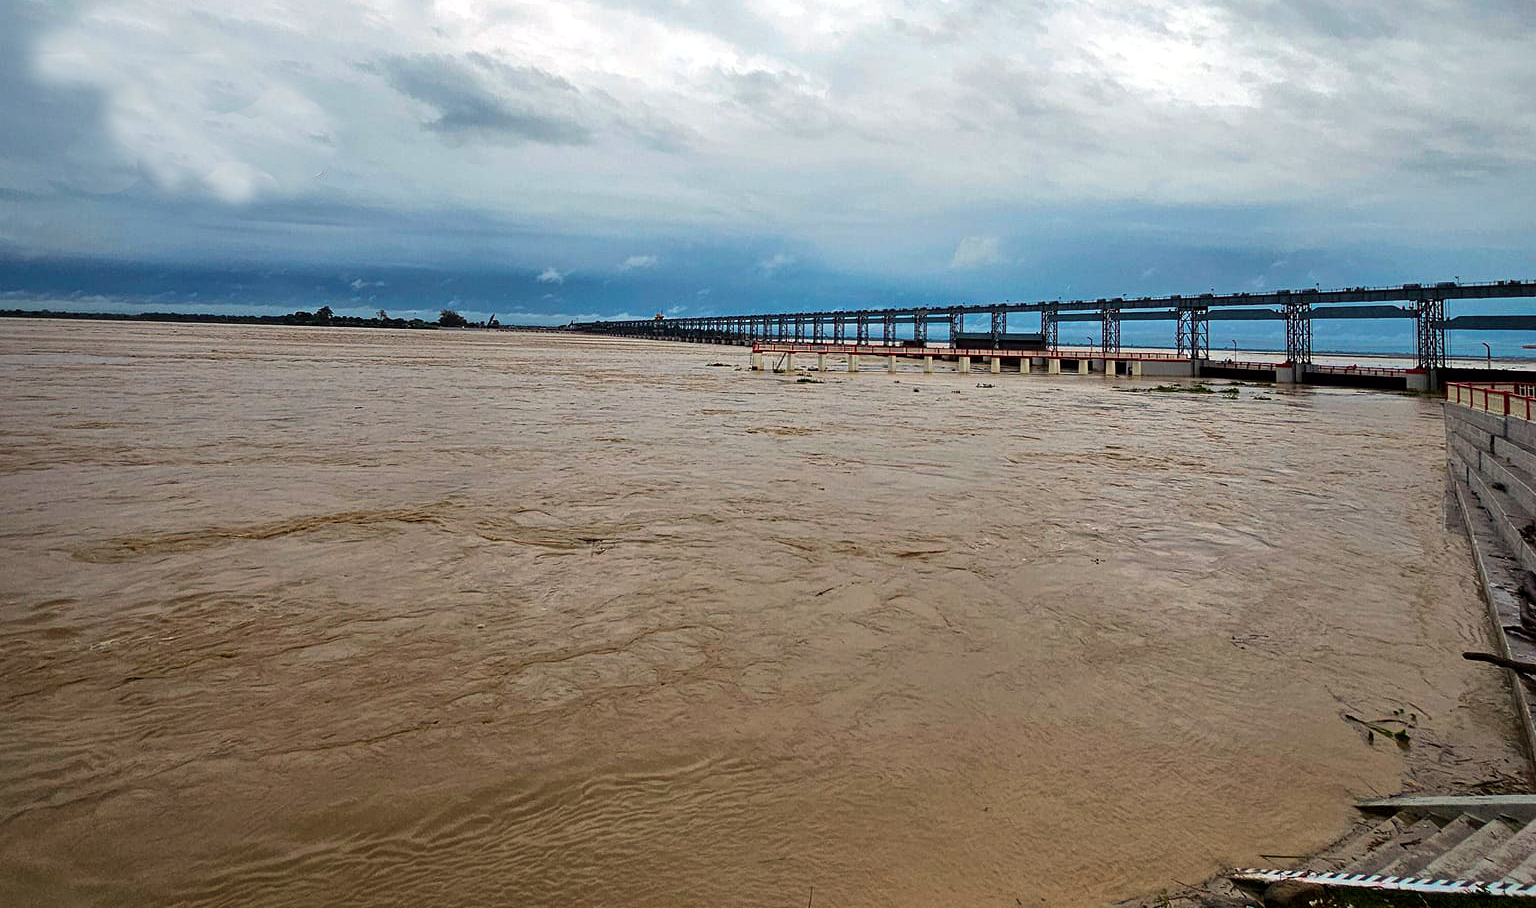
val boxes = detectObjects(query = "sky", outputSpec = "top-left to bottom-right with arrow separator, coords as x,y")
2,0 -> 1535,345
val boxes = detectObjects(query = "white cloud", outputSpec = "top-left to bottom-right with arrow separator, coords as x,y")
14,0 -> 1536,279
949,236 -> 1001,269
199,162 -> 279,204
536,267 -> 566,284
620,254 -> 658,270
757,252 -> 796,276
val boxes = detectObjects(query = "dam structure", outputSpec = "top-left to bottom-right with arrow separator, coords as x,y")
571,279 -> 1536,389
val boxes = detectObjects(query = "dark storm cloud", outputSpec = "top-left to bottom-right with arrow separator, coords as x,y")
380,53 -> 593,146
3,0 -> 1533,323
0,1 -> 132,195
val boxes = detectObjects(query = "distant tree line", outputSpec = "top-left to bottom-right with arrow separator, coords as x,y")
0,306 -> 573,331
0,307 -> 514,330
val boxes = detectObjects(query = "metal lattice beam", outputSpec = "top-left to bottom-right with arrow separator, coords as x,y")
914,309 -> 928,345
1191,308 -> 1209,360
1101,304 -> 1121,355
1285,302 -> 1312,364
1417,296 -> 1446,370
1042,304 -> 1058,352
990,308 -> 1004,346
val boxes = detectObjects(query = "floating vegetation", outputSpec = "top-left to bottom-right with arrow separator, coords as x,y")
1131,382 -> 1217,394
795,377 -> 823,384
1344,710 -> 1415,747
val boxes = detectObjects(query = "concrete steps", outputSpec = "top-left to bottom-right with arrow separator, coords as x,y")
1233,797 -> 1536,900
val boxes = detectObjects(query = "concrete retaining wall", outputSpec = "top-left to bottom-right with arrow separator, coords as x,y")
1446,402 -> 1536,766
1138,360 -> 1198,378
1447,405 -> 1536,573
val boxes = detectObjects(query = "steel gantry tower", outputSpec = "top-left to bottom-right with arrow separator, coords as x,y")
1417,295 -> 1446,370
1100,302 -> 1121,356
1284,301 -> 1312,364
1175,306 -> 1209,360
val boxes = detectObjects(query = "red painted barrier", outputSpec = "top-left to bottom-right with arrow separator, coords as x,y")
750,342 -> 1192,362
1447,382 -> 1536,421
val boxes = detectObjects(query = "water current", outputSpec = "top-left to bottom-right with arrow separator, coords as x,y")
0,319 -> 1526,906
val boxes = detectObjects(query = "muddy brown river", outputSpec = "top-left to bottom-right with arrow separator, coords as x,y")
0,319 -> 1525,906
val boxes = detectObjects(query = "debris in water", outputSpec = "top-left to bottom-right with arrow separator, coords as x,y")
1344,713 -> 1412,746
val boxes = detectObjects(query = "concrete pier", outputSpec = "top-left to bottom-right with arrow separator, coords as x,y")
1048,359 -> 1061,375
817,353 -> 827,372
784,352 -> 795,372
990,357 -> 1001,374
1078,359 -> 1089,375
958,356 -> 971,373
887,356 -> 897,373
923,356 -> 934,374
751,352 -> 763,371
848,354 -> 859,373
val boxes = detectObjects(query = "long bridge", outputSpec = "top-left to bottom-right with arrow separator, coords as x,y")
570,279 -> 1536,372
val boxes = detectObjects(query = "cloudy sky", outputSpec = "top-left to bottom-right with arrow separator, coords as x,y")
3,0 -> 1534,328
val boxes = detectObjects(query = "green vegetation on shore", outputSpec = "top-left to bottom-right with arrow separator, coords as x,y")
0,307 -> 527,330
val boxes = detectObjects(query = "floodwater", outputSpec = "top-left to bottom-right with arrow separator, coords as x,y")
0,319 -> 1525,907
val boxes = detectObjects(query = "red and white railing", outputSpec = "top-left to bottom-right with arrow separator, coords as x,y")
1447,382 -> 1536,421
750,342 -> 1191,361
